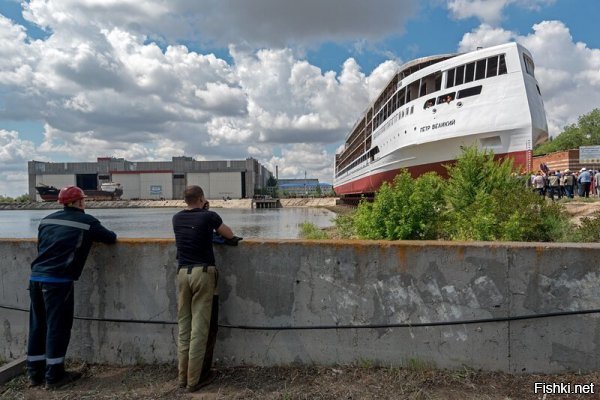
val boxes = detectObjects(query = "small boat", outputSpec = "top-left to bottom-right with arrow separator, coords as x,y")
35,183 -> 123,202
35,184 -> 60,202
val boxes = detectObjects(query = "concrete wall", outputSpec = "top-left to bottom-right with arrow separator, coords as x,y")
1,239 -> 599,373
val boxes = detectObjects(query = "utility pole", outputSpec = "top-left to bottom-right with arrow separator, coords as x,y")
304,170 -> 307,197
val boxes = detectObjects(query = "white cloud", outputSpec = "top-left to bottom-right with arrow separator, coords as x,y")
0,130 -> 37,165
3,0 -> 593,199
0,130 -> 41,196
0,9 -> 400,195
264,144 -> 335,184
23,0 -> 418,47
459,21 -> 600,136
448,0 -> 555,25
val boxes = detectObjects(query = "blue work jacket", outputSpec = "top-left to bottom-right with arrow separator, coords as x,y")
30,207 -> 117,282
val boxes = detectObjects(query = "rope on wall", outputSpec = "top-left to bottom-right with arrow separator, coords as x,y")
2,303 -> 599,330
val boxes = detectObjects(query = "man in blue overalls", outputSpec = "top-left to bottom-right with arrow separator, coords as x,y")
27,186 -> 117,389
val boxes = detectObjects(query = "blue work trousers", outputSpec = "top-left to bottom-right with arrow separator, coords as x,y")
27,281 -> 74,383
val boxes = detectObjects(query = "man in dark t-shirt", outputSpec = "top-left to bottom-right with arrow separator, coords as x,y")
172,185 -> 234,392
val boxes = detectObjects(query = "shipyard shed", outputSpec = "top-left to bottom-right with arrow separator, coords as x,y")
28,157 -> 272,201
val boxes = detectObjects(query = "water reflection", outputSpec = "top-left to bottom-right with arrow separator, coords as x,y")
0,207 -> 337,239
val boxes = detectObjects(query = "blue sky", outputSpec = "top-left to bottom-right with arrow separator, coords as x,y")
0,0 -> 599,196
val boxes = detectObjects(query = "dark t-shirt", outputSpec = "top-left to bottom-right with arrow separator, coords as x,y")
172,208 -> 223,266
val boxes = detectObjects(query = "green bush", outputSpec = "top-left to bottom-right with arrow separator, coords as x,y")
443,146 -> 571,242
573,210 -> 600,242
298,222 -> 328,239
351,171 -> 444,240
343,146 -> 572,242
333,213 -> 356,239
0,194 -> 29,203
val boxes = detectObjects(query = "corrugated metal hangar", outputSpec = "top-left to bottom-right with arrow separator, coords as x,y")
28,156 -> 273,201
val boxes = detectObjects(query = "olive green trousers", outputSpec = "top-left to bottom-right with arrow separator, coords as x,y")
176,266 -> 218,388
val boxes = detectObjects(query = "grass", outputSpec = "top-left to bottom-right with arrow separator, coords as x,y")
298,222 -> 328,239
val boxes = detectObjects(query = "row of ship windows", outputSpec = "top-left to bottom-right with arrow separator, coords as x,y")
423,85 -> 482,108
335,147 -> 381,178
373,53 -> 509,131
373,105 -> 415,140
446,54 -> 507,88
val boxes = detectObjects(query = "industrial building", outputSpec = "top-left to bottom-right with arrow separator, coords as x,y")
28,157 -> 273,201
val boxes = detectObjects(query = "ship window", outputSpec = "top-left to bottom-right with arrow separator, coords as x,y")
523,54 -> 535,77
446,69 -> 455,88
437,92 -> 455,104
419,80 -> 427,97
455,65 -> 465,85
486,56 -> 498,78
457,85 -> 482,99
411,106 -> 414,114
398,88 -> 406,106
475,59 -> 486,80
408,80 -> 419,101
499,54 -> 507,75
536,84 -> 541,95
424,98 -> 436,109
420,72 -> 441,95
465,62 -> 475,83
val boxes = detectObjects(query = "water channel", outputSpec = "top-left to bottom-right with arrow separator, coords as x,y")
0,207 -> 337,239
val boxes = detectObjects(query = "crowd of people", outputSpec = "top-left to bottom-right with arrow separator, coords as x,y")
529,167 -> 600,200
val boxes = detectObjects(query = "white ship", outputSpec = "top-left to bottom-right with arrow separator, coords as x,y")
333,42 -> 548,197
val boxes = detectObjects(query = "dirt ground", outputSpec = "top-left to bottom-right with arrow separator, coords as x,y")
1,362 -> 599,400
562,199 -> 600,225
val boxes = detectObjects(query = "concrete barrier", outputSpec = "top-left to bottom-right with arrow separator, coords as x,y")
1,239 -> 599,373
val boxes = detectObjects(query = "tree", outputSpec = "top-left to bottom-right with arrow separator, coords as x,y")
534,108 -> 600,155
266,175 -> 278,198
0,193 -> 30,203
267,176 -> 278,187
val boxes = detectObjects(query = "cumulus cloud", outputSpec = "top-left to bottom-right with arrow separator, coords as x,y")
263,144 -> 335,184
448,0 -> 555,25
459,21 -> 600,135
23,0 -> 418,47
2,0 -> 594,198
0,130 -> 41,196
0,5 -> 401,195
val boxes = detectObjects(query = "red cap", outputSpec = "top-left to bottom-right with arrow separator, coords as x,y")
58,186 -> 87,204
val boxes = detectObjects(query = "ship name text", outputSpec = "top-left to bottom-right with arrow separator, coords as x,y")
420,119 -> 456,132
